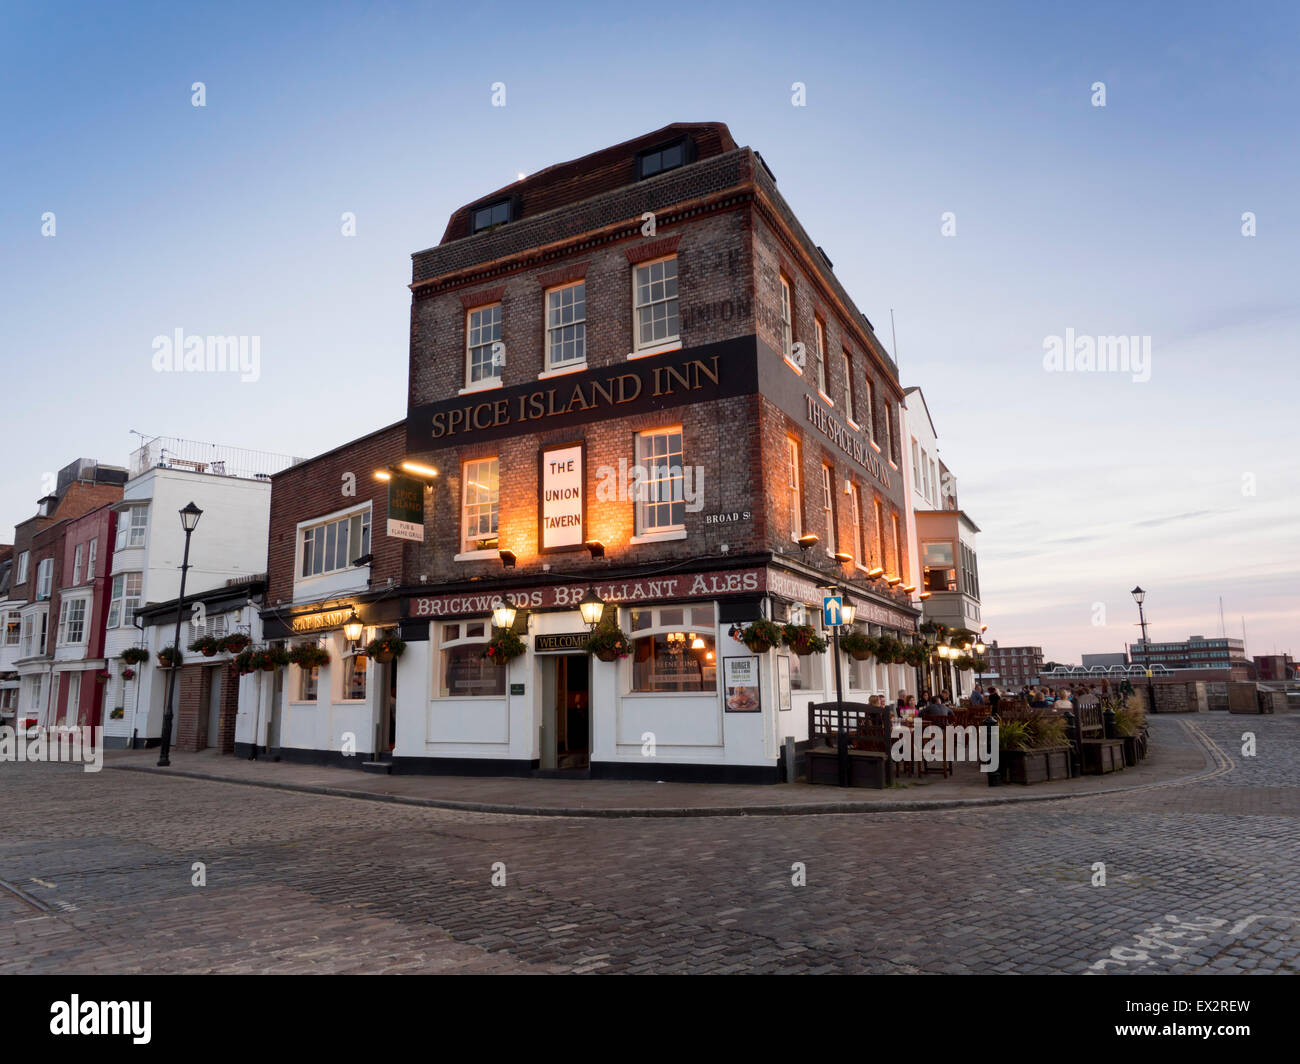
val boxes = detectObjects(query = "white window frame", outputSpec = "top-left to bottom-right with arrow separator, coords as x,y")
627,604 -> 719,695
632,256 -> 680,354
64,672 -> 81,725
108,572 -> 143,629
458,457 -> 500,557
814,318 -> 828,398
544,281 -> 587,373
779,275 -> 794,362
436,620 -> 504,699
298,505 -> 372,581
634,428 -> 686,538
116,505 -> 148,550
57,596 -> 89,646
15,550 -> 29,585
464,302 -> 503,391
821,465 -> 836,557
35,558 -> 53,601
85,538 -> 97,582
72,544 -> 83,586
842,350 -> 857,426
787,437 -> 802,540
863,379 -> 876,443
336,642 -> 370,703
3,611 -> 20,646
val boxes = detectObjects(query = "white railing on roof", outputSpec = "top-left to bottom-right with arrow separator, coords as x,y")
130,436 -> 303,481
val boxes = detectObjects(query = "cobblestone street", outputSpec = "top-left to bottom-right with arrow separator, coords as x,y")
2,715 -> 1297,974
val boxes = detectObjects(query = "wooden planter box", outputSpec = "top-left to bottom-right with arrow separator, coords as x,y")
1079,738 -> 1125,774
1120,735 -> 1141,767
999,746 -> 1072,785
805,748 -> 890,789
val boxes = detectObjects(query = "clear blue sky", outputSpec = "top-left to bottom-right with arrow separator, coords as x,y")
2,0 -> 1297,662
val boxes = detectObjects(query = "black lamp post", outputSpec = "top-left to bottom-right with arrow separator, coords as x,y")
1130,585 -> 1157,714
157,501 -> 202,767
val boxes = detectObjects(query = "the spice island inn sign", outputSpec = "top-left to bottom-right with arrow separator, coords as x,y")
408,566 -> 916,633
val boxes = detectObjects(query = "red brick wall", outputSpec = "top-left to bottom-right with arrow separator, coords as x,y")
265,422 -> 407,608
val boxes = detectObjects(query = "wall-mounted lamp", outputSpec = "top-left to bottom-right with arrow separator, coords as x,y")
399,460 -> 439,478
886,576 -> 902,586
919,591 -> 932,600
343,609 -> 364,644
578,587 -> 605,629
498,549 -> 516,569
833,552 -> 853,566
866,566 -> 885,578
492,598 -> 517,630
797,533 -> 820,554
900,584 -> 916,593
352,553 -> 374,568
690,633 -> 705,650
373,470 -> 391,481
840,601 -> 857,626
584,540 -> 605,558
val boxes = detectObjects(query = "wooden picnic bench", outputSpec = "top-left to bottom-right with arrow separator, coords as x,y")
805,701 -> 893,788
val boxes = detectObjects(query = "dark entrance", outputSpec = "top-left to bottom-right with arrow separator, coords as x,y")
554,654 -> 590,770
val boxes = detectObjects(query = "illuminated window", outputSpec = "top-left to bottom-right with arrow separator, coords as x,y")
821,465 -> 836,556
873,498 -> 885,568
922,541 -> 957,592
891,513 -> 902,577
461,458 -> 500,552
340,649 -> 367,701
850,485 -> 865,567
438,621 -> 505,698
630,606 -> 717,693
787,437 -> 802,540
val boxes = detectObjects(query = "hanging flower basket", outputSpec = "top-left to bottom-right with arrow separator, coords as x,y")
220,633 -> 251,654
121,646 -> 150,665
121,667 -> 136,681
782,624 -> 828,656
481,627 -> 526,666
94,669 -> 110,683
839,631 -> 876,662
231,649 -> 255,675
289,644 -> 331,669
157,646 -> 183,669
188,635 -> 219,657
739,619 -> 783,653
364,635 -> 406,663
585,623 -> 632,662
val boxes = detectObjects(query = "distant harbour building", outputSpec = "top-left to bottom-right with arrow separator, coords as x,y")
984,642 -> 1043,689
1081,652 -> 1128,669
1129,635 -> 1250,678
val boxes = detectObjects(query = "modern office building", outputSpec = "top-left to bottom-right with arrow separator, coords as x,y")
1128,635 -> 1249,673
1082,652 -> 1129,669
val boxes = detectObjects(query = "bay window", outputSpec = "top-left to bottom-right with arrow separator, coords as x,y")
57,597 -> 87,645
107,572 -> 143,628
300,508 -> 371,579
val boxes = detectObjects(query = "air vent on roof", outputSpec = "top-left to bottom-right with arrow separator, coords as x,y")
754,151 -> 776,183
817,246 -> 833,269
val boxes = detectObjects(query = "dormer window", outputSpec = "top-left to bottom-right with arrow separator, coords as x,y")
637,138 -> 691,180
471,198 -> 513,234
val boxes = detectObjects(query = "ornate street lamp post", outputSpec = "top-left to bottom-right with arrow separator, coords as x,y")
157,502 -> 202,767
1131,586 -> 1157,714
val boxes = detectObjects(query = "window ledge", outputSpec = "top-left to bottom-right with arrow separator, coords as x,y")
627,341 -> 681,361
817,390 -> 835,406
782,355 -> 804,375
458,381 -> 503,396
629,530 -> 687,545
538,363 -> 587,380
454,549 -> 500,561
870,441 -> 882,453
847,418 -> 861,432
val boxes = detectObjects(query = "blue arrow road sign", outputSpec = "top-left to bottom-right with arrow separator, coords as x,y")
823,595 -> 843,627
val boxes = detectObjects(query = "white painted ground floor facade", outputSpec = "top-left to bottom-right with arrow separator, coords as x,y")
247,563 -> 919,783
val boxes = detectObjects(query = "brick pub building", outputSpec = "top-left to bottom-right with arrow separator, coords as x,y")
256,123 -> 920,782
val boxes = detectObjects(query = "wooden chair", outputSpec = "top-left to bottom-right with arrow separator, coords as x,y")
917,713 -> 953,778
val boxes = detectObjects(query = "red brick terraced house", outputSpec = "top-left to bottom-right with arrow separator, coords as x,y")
254,123 -> 921,783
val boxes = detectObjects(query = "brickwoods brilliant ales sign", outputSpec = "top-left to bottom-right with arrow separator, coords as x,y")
405,338 -> 759,450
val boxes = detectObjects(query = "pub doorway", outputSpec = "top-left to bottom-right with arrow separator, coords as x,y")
541,654 -> 590,772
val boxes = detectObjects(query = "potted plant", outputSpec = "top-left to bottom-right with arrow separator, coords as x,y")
782,623 -> 828,656
481,627 -> 526,666
121,646 -> 149,665
188,635 -> 219,657
157,645 -> 183,669
738,618 -> 783,653
585,622 -> 632,662
221,632 -> 251,654
1111,694 -> 1148,765
997,706 -> 1072,784
231,649 -> 255,675
94,669 -> 110,683
121,667 -> 136,681
110,707 -> 124,720
839,630 -> 876,661
364,634 -> 406,663
266,646 -> 291,669
918,620 -> 946,639
289,643 -> 331,669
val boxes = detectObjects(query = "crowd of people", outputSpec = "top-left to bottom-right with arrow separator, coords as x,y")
859,678 -> 1132,722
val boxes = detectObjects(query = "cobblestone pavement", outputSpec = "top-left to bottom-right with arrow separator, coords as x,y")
1,714 -> 1296,974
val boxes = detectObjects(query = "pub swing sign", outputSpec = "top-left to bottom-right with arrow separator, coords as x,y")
387,473 -> 425,542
